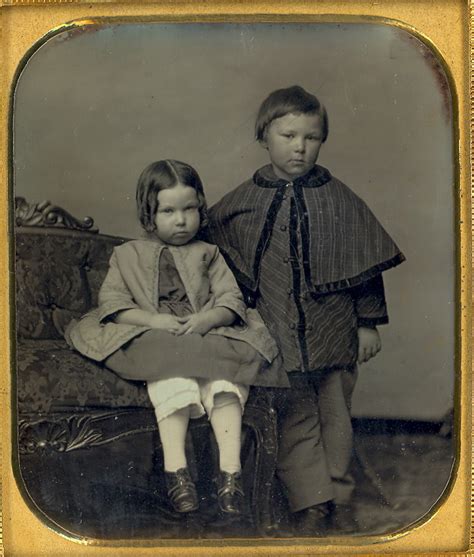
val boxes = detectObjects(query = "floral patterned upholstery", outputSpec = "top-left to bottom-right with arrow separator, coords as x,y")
15,227 -> 154,413
16,228 -> 123,340
17,339 -> 151,414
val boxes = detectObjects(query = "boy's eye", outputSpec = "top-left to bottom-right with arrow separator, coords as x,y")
283,133 -> 294,139
161,208 -> 173,214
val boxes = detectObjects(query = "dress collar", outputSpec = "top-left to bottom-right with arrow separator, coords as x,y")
253,164 -> 332,188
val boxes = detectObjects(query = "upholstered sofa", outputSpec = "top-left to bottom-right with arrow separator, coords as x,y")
13,197 -> 281,539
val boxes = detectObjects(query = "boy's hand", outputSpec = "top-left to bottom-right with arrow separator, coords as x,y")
357,327 -> 382,364
149,313 -> 183,334
176,313 -> 214,336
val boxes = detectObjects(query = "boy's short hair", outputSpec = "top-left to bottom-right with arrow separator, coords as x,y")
255,85 -> 329,142
136,159 -> 208,233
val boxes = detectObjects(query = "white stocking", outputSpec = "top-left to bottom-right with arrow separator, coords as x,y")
209,392 -> 242,474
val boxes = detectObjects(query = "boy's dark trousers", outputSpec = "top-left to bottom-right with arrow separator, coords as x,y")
275,368 -> 357,513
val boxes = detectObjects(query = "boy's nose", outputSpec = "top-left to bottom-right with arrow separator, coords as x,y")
294,139 -> 305,152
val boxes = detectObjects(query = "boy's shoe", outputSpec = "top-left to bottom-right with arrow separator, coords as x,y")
165,468 -> 199,513
216,471 -> 244,515
293,502 -> 331,537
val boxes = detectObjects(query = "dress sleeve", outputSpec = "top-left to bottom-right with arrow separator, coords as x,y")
207,246 -> 248,323
351,274 -> 389,327
96,249 -> 140,322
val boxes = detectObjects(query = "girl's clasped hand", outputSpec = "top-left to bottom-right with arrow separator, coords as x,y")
149,311 -> 219,336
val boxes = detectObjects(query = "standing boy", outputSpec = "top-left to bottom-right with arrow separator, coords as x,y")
208,85 -> 405,535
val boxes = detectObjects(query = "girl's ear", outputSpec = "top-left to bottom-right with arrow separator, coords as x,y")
145,221 -> 156,233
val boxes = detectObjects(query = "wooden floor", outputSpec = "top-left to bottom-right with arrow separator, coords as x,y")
349,421 -> 454,537
20,420 -> 454,541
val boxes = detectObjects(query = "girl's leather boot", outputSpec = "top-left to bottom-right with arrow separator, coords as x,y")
165,468 -> 198,513
216,471 -> 244,515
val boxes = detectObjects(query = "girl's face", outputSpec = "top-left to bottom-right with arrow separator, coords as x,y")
261,112 -> 324,181
154,183 -> 200,245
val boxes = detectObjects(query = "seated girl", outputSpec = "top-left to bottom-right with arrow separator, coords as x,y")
67,159 -> 288,516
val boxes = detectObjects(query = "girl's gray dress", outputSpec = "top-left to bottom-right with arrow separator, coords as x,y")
105,249 -> 284,387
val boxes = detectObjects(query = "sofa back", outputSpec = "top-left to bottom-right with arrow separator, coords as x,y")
15,226 -> 125,340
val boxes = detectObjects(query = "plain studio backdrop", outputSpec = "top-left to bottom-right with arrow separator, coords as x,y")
13,22 -> 455,421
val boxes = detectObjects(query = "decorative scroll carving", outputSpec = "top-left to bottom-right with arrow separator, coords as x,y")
18,409 -> 279,533
15,197 -> 98,232
19,415 -> 104,454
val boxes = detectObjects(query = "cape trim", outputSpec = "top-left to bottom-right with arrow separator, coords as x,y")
220,248 -> 405,297
308,252 -> 406,295
253,164 -> 332,188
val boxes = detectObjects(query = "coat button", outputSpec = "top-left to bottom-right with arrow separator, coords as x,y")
283,257 -> 289,263
289,323 -> 296,329
280,225 -> 287,232
287,288 -> 292,295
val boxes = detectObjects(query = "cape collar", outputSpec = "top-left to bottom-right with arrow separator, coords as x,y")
253,164 -> 332,188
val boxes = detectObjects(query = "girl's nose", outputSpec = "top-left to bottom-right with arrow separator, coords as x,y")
175,212 -> 186,225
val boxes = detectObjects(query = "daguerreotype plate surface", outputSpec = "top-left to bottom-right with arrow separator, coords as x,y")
0,1 -> 471,555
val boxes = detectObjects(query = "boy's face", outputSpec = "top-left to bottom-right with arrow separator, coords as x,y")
261,112 -> 324,181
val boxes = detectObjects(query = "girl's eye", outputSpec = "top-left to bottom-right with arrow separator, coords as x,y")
283,133 -> 294,139
186,206 -> 198,212
161,208 -> 173,214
